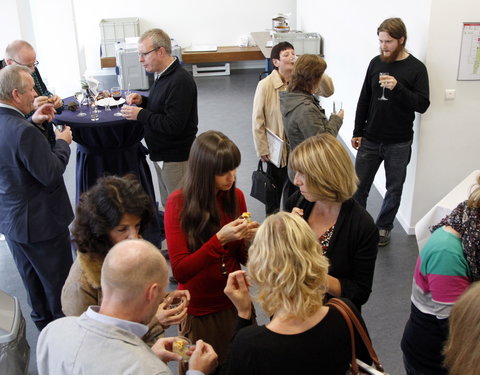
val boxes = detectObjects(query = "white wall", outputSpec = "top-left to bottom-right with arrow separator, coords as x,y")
412,0 -> 480,224
298,0 -> 480,234
298,0 -> 432,233
72,0 -> 296,74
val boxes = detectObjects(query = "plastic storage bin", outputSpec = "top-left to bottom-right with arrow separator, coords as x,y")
100,17 -> 140,57
0,290 -> 29,375
272,32 -> 323,56
115,43 -> 150,90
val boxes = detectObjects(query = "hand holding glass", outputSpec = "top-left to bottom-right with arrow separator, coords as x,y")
378,72 -> 389,101
74,91 -> 86,117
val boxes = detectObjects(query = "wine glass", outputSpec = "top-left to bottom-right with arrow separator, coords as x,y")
74,91 -> 86,117
378,72 -> 389,101
102,89 -> 111,111
111,86 -> 123,117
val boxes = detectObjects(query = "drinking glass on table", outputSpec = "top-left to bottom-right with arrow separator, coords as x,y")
102,90 -> 111,111
378,72 -> 389,101
74,91 -> 86,117
111,86 -> 123,117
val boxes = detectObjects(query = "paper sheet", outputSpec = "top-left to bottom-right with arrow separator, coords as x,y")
266,128 -> 283,168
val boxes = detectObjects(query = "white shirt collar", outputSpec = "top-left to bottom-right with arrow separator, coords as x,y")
0,102 -> 25,116
154,56 -> 177,80
86,306 -> 149,338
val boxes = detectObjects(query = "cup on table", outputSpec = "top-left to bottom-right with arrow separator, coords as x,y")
172,336 -> 193,362
89,97 -> 99,122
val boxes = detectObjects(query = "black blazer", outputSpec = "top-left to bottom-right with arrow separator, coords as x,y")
0,107 -> 73,242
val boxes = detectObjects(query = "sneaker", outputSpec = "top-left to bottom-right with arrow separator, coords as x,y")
378,229 -> 391,247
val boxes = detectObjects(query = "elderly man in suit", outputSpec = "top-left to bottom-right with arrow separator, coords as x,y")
0,65 -> 73,330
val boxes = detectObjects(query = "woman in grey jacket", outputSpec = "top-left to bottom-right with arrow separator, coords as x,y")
280,54 -> 343,182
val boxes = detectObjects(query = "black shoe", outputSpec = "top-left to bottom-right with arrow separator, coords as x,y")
378,229 -> 391,247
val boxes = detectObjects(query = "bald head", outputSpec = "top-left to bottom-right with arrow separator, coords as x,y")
101,239 -> 168,303
5,40 -> 37,72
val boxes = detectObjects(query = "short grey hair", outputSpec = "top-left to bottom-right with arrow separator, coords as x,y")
0,65 -> 30,101
5,40 -> 34,61
139,28 -> 172,55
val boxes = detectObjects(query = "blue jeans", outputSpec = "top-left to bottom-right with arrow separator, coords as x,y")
353,138 -> 412,231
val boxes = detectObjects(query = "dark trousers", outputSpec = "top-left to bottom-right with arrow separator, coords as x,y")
265,163 -> 289,215
6,229 -> 73,330
353,138 -> 412,231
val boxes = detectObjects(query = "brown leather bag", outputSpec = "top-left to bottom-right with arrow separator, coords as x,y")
327,298 -> 389,375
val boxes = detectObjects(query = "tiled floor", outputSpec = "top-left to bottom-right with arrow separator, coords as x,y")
0,68 -> 418,374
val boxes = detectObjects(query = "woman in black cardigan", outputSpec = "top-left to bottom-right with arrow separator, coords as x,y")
285,134 -> 378,309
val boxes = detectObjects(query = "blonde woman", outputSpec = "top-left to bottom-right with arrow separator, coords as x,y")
285,134 -> 378,309
444,282 -> 480,375
223,212 -> 371,375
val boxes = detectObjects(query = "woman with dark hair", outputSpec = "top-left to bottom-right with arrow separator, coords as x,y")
165,130 -> 259,371
61,174 -> 188,345
401,176 -> 480,375
280,54 -> 343,182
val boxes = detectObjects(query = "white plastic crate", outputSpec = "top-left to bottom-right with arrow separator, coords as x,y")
100,18 -> 140,57
272,32 -> 323,56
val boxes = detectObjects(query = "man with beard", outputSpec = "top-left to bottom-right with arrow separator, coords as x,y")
351,17 -> 430,246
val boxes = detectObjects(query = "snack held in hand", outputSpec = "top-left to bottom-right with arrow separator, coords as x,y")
173,336 -> 192,361
241,212 -> 252,223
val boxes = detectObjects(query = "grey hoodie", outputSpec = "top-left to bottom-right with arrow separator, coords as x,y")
280,91 -> 343,153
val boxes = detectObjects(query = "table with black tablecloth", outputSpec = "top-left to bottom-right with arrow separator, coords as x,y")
55,94 -> 163,245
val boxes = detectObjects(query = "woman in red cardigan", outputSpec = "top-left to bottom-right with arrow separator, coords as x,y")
165,130 -> 258,373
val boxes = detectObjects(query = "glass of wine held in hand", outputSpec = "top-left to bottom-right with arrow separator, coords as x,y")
111,86 -> 123,117
378,72 -> 390,100
378,72 -> 389,101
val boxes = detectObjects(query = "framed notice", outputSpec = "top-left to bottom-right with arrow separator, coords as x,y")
457,22 -> 480,80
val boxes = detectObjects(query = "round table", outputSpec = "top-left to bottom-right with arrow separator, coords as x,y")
56,94 -> 164,245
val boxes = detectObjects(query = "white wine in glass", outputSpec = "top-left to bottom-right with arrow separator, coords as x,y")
378,72 -> 389,101
74,91 -> 87,117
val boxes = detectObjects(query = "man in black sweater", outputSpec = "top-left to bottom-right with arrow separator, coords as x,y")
123,28 -> 198,209
351,17 -> 430,247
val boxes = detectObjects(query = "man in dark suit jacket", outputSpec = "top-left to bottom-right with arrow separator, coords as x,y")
0,65 -> 74,330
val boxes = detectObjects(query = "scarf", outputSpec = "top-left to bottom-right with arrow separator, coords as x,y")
431,201 -> 480,281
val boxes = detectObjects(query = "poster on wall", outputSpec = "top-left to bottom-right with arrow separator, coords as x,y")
457,22 -> 480,81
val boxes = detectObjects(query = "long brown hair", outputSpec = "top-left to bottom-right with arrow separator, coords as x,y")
180,131 -> 241,250
287,54 -> 326,94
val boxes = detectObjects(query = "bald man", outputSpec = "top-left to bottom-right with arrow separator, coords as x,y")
1,40 -> 63,146
37,239 -> 218,375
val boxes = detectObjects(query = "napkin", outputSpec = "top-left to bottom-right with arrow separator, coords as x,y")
84,75 -> 100,98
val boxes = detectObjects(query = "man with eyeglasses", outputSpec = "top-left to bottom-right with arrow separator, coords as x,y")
1,40 -> 64,146
122,29 -> 198,212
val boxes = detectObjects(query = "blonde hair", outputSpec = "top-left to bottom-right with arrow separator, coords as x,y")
139,28 -> 172,54
467,176 -> 480,208
289,134 -> 358,202
443,282 -> 480,375
247,212 -> 329,320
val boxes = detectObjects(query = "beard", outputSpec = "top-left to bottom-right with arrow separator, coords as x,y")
379,44 -> 404,63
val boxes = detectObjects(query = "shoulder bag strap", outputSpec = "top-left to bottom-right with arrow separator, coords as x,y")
328,298 -> 385,373
327,300 -> 360,375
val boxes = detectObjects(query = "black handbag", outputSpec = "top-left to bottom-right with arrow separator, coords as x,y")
250,160 -> 276,205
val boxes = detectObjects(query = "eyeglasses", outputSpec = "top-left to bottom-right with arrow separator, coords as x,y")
137,48 -> 159,58
12,59 -> 39,69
